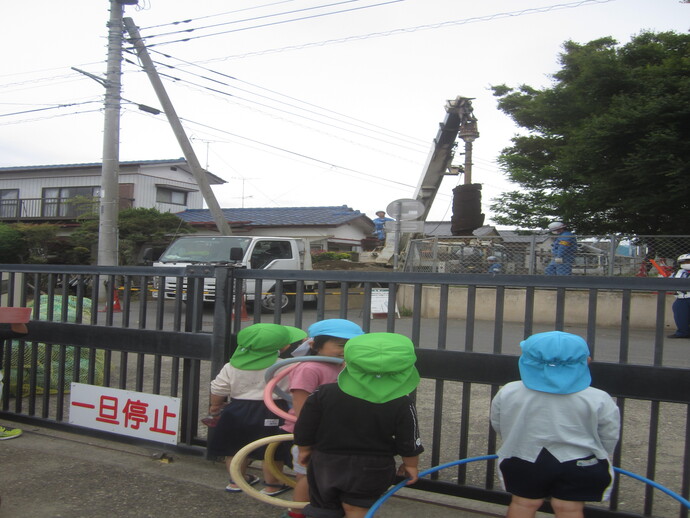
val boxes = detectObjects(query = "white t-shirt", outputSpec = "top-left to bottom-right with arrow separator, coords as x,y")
490,381 -> 620,463
210,362 -> 288,400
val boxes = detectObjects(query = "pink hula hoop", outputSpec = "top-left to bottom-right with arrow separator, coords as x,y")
263,363 -> 299,422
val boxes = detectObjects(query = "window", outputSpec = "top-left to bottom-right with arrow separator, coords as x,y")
156,187 -> 187,205
0,189 -> 19,218
42,186 -> 100,218
250,241 -> 293,269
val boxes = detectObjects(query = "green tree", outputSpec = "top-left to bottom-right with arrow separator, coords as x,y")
72,207 -> 193,265
490,31 -> 690,234
0,223 -> 25,263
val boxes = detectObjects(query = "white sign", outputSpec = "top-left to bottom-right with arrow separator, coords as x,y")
69,383 -> 181,445
386,198 -> 425,221
384,220 -> 425,233
370,288 -> 400,319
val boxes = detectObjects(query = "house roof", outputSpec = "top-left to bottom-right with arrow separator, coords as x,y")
0,158 -> 226,184
176,206 -> 371,228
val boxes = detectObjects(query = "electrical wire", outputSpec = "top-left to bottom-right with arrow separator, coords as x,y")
202,0 -> 616,61
140,0 -> 375,40
144,0 -> 404,48
138,0 -> 300,31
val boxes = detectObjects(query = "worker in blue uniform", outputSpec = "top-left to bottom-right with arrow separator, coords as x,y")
545,221 -> 577,275
487,256 -> 503,274
372,211 -> 394,243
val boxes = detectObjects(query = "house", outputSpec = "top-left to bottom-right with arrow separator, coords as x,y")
0,158 -> 225,223
175,206 -> 375,253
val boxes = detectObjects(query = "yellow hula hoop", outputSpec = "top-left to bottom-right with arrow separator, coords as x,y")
229,434 -> 305,509
264,440 -> 297,488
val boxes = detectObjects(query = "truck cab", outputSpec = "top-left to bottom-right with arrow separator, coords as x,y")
153,235 -> 313,312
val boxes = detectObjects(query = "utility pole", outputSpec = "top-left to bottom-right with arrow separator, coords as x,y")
97,0 -> 125,267
123,17 -> 233,236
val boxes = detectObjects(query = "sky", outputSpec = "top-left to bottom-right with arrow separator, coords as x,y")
1,0 -> 688,225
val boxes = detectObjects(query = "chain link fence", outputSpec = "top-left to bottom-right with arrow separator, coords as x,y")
404,234 -> 690,276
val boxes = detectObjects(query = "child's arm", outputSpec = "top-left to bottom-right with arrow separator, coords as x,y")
397,455 -> 419,485
297,445 -> 312,467
208,393 -> 227,416
290,389 -> 310,418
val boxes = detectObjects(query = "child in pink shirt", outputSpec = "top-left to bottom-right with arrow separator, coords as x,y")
280,319 -> 364,518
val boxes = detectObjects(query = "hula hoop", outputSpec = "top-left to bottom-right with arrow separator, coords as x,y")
365,455 -> 690,517
263,363 -> 299,422
229,434 -> 305,509
264,440 -> 297,488
612,467 -> 690,509
264,356 -> 345,403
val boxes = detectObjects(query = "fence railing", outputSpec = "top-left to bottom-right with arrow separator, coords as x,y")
405,234 -> 690,277
1,264 -> 690,517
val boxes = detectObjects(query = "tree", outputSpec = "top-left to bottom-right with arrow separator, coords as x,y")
0,223 -> 25,263
490,31 -> 690,234
73,207 -> 193,265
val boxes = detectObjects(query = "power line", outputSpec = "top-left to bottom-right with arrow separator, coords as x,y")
138,0 -> 300,31
144,0 -> 404,48
0,100 -> 102,118
140,0 -> 371,40
201,0 -> 616,61
146,47 -> 428,150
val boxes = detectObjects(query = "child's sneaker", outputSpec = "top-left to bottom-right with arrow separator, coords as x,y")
0,426 -> 22,440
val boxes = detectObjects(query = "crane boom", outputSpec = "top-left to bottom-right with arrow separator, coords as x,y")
412,96 -> 477,222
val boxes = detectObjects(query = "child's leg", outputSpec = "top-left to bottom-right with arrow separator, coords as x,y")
341,502 -> 369,518
550,498 -> 584,518
506,495 -> 543,518
225,455 -> 252,488
263,460 -> 285,486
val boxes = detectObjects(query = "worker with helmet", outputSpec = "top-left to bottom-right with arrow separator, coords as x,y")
544,221 -> 577,275
487,255 -> 503,274
668,253 -> 690,339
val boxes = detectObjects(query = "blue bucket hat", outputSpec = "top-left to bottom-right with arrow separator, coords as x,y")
307,319 -> 364,339
518,331 -> 591,394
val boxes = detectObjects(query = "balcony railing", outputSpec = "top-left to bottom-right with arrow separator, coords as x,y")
0,197 -> 133,221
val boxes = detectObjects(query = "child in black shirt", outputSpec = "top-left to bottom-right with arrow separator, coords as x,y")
294,332 -> 424,518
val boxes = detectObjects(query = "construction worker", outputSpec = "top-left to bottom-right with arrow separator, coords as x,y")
545,221 -> 577,275
487,256 -> 503,274
372,211 -> 394,243
668,253 -> 690,339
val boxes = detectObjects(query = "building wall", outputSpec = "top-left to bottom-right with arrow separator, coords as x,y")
0,162 -> 206,212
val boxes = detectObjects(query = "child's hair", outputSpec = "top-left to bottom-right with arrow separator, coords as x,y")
308,335 -> 347,355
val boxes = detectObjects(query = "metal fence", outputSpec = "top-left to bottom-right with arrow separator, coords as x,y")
2,264 -> 690,517
405,234 -> 690,277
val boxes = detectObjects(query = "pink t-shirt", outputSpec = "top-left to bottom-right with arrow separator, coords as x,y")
281,361 -> 343,433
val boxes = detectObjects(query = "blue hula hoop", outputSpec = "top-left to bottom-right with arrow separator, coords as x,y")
365,455 -> 690,517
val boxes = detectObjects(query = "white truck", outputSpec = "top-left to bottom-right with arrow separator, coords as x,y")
152,235 -> 315,312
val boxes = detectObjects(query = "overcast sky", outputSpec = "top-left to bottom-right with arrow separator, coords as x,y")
1,0 -> 688,224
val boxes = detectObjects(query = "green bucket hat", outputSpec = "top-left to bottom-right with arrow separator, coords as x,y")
230,323 -> 307,370
338,332 -> 420,404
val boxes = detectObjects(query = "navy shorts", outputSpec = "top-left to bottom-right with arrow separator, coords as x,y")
499,449 -> 613,502
304,450 -> 396,518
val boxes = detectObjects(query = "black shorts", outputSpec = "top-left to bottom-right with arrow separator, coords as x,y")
304,450 -> 396,518
499,449 -> 613,502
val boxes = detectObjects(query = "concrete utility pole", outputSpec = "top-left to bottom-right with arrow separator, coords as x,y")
97,0 -> 125,267
123,17 -> 233,236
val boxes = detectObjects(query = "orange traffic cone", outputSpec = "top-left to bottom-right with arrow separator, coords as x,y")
99,290 -> 122,313
231,295 -> 249,321
112,290 -> 122,312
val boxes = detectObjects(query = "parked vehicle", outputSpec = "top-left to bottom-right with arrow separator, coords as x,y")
152,235 -> 316,312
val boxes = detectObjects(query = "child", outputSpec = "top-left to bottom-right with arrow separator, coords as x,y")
207,323 -> 307,493
490,331 -> 620,518
280,319 -> 364,518
294,332 -> 424,518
